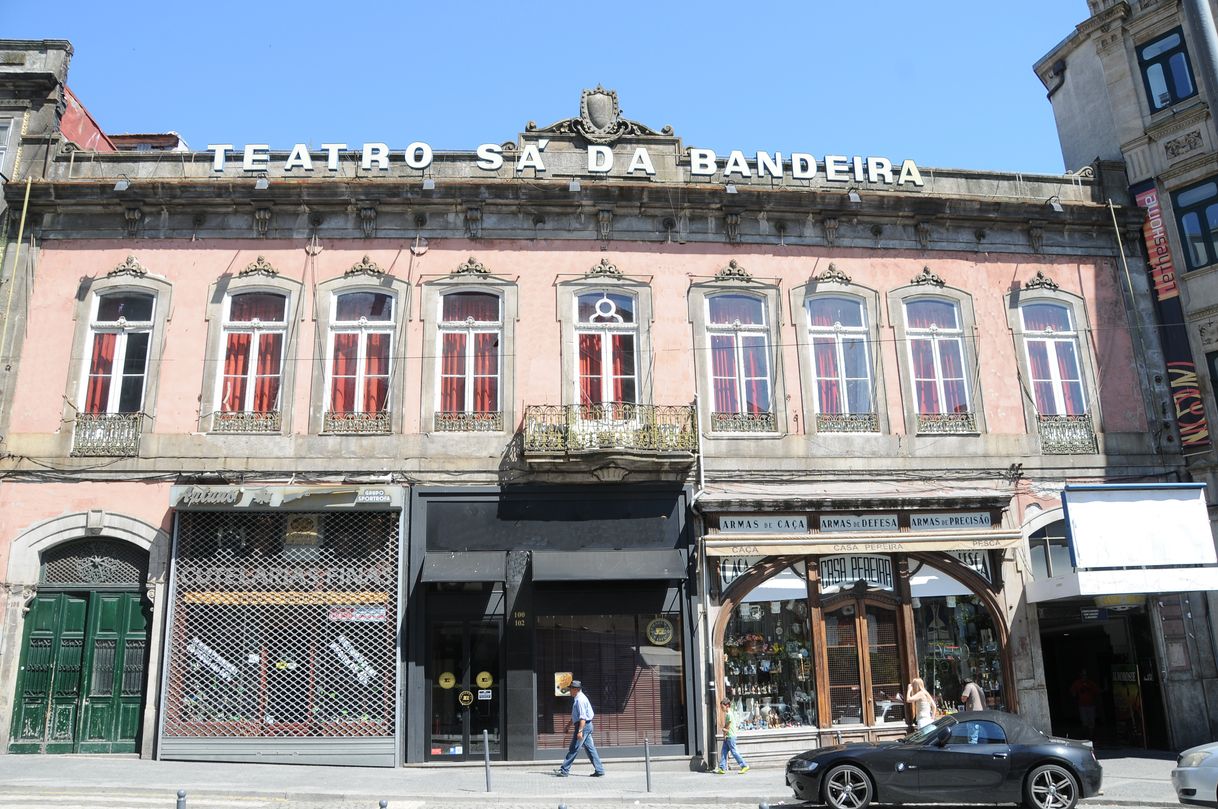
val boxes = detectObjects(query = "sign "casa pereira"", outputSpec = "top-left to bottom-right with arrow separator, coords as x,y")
206,142 -> 924,187
819,554 -> 895,594
719,515 -> 808,533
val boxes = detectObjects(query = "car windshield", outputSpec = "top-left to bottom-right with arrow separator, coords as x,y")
902,716 -> 957,744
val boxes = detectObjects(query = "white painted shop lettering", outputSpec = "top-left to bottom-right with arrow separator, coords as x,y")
910,512 -> 992,530
719,515 -> 808,532
206,142 -> 923,186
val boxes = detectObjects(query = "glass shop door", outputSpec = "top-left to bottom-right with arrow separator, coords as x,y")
426,619 -> 502,760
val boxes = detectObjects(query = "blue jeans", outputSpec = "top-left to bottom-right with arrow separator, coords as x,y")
719,734 -> 747,769
560,721 -> 605,774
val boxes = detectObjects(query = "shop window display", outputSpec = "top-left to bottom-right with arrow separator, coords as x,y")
911,564 -> 1003,714
722,566 -> 817,732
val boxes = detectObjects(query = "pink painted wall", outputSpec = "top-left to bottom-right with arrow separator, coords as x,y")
7,241 -> 1146,438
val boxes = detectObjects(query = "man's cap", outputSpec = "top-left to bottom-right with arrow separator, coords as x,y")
569,680 -> 582,689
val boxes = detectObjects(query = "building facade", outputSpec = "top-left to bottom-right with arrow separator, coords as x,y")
1036,0 -> 1218,750
0,45 -> 1215,765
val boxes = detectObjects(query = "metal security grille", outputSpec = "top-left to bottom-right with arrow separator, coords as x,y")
41,539 -> 147,586
164,510 -> 399,739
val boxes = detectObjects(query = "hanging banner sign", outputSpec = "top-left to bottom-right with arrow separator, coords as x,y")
719,515 -> 808,533
819,554 -> 894,594
910,512 -> 992,530
719,555 -> 761,590
948,550 -> 992,582
819,514 -> 899,532
1133,181 -> 1212,455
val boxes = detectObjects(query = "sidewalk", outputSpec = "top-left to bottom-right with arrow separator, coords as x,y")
0,748 -> 1180,808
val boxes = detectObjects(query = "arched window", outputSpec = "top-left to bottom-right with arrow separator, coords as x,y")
807,295 -> 874,431
437,291 -> 502,430
325,290 -> 394,432
1020,302 -> 1085,416
905,298 -> 972,430
575,291 -> 638,413
1028,520 -> 1073,579
216,292 -> 287,431
707,294 -> 773,432
84,292 -> 155,415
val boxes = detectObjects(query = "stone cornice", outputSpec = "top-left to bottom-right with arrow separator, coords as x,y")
1145,101 -> 1212,141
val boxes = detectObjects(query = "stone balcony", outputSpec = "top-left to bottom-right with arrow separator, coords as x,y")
522,403 -> 697,476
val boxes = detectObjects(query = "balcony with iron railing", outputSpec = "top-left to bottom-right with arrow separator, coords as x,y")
433,411 -> 504,432
710,411 -> 777,433
322,410 -> 391,434
522,403 -> 697,472
815,412 -> 880,433
916,411 -> 978,435
72,412 -> 142,457
213,411 -> 283,433
1037,412 -> 1098,454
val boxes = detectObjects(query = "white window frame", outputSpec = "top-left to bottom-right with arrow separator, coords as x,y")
325,290 -> 396,414
434,292 -> 503,415
705,293 -> 773,420
215,291 -> 289,414
905,298 -> 970,415
80,292 -> 155,414
573,290 -> 640,408
1020,303 -> 1087,417
806,295 -> 872,416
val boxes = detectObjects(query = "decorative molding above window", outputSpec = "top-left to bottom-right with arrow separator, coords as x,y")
910,266 -> 945,287
108,255 -> 149,278
586,257 -> 622,278
715,259 -> 752,282
1023,270 -> 1059,292
345,254 -> 385,277
453,256 -> 489,276
239,255 -> 279,278
815,263 -> 852,285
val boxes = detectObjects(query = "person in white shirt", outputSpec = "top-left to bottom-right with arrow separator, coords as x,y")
554,680 -> 605,777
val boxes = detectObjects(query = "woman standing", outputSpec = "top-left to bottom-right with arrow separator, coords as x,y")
906,677 -> 935,729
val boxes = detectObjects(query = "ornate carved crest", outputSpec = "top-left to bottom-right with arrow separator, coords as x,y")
822,217 -> 839,246
240,255 -> 279,278
453,256 -> 489,276
586,258 -> 622,278
527,85 -> 666,145
911,266 -> 945,287
108,255 -> 148,278
815,263 -> 852,285
716,260 -> 752,282
1023,269 -> 1059,292
345,255 -> 385,277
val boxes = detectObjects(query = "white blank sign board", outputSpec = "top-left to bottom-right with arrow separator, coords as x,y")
1064,485 -> 1214,569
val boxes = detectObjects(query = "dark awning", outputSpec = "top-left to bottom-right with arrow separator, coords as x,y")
420,551 -> 506,582
531,549 -> 688,581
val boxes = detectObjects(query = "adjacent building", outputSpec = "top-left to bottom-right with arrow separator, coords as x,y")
1,38 -> 1216,767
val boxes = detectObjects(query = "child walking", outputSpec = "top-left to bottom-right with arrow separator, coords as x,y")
714,698 -> 750,774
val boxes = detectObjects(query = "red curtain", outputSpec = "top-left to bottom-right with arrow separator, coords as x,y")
1022,303 -> 1069,332
85,332 -> 117,414
1058,343 -> 1084,415
473,333 -> 498,412
611,334 -> 635,403
443,292 -> 499,323
711,335 -> 738,413
252,333 -> 282,412
440,333 -> 466,412
741,335 -> 769,414
221,333 -> 251,412
708,295 -> 763,326
906,300 -> 956,330
364,333 -> 390,412
1027,341 -> 1053,414
230,293 -> 285,323
808,298 -> 862,329
330,333 -> 358,413
939,341 -> 967,413
911,339 -> 939,414
813,339 -> 841,414
579,334 -> 602,405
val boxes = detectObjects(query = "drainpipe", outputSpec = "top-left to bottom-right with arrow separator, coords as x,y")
1184,0 -> 1218,113
691,393 -> 714,769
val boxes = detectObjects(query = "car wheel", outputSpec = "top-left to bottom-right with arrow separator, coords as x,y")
821,763 -> 873,809
1024,763 -> 1079,809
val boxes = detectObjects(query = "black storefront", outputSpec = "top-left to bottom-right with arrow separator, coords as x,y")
404,485 -> 699,763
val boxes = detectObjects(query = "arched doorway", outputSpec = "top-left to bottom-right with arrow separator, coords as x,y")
8,538 -> 151,754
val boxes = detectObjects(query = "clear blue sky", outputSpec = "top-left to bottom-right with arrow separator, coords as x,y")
7,1 -> 1090,174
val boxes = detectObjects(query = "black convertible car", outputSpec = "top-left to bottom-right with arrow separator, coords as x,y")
785,710 -> 1102,809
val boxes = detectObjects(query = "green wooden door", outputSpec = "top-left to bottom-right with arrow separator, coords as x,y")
8,591 -> 148,754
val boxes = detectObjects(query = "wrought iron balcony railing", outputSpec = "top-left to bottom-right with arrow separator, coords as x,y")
1038,412 -> 1098,455
433,411 -> 504,432
72,412 -> 142,457
322,410 -> 391,434
816,412 -> 880,433
916,411 -> 978,434
523,403 -> 697,453
710,411 -> 777,433
213,410 -> 283,433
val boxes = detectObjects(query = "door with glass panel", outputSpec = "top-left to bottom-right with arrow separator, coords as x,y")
426,619 -> 502,760
821,593 -> 906,728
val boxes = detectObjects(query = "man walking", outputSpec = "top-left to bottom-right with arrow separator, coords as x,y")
714,698 -> 750,774
554,680 -> 605,777
960,677 -> 985,712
